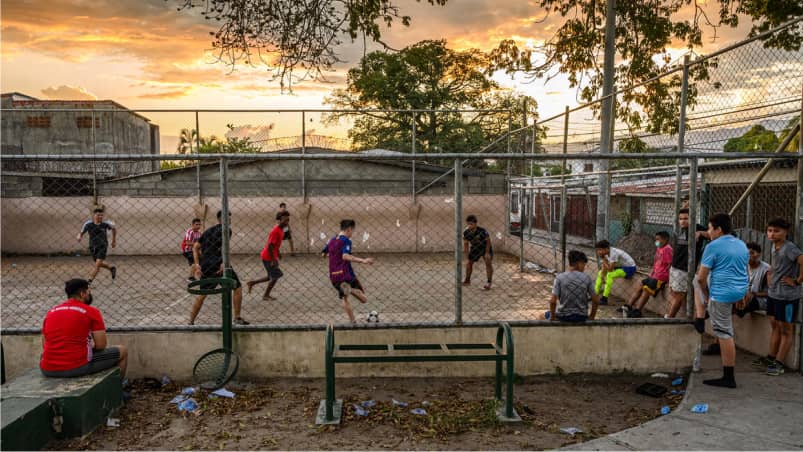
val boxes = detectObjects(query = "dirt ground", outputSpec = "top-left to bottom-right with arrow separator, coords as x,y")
47,373 -> 688,451
1,252 -> 654,330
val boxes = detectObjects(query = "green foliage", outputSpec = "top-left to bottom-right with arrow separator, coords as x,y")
488,1 -> 802,133
612,136 -> 675,170
326,40 -> 543,170
779,118 -> 801,152
723,125 -> 780,152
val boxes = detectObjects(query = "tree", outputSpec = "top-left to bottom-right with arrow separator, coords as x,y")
779,117 -> 801,152
174,0 -> 447,91
489,1 -> 803,134
611,136 -> 675,170
723,124 -> 780,152
325,40 -> 541,165
177,128 -> 198,154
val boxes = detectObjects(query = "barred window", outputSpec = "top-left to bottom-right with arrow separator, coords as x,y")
644,199 -> 674,225
26,116 -> 51,128
76,116 -> 100,128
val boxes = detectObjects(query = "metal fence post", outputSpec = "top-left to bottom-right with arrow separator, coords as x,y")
519,187 -> 525,272
596,0 -> 615,243
90,110 -> 98,203
412,113 -> 416,202
506,113 -> 512,177
454,159 -> 463,324
796,83 -> 803,374
561,105 -> 569,271
195,111 -> 202,203
301,111 -> 307,201
673,55 -> 691,234
686,157 -> 698,317
220,158 -> 230,271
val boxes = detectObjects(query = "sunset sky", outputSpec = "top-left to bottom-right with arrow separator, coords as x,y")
0,0 -> 761,149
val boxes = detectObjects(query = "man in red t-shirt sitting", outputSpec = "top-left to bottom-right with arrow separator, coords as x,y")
246,212 -> 288,301
40,279 -> 128,378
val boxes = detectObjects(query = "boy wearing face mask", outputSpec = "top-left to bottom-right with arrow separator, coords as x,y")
619,231 -> 673,318
40,278 -> 128,378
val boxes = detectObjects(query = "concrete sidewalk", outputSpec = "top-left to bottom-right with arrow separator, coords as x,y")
563,350 -> 803,450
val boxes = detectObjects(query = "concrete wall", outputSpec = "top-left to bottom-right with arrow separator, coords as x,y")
1,322 -> 699,381
0,194 -> 510,255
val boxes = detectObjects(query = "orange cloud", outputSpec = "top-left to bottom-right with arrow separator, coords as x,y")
137,89 -> 191,99
41,85 -> 97,100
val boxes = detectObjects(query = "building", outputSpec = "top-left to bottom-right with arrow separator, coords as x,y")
1,92 -> 160,195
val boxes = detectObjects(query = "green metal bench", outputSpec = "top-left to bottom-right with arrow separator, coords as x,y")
316,322 -> 520,424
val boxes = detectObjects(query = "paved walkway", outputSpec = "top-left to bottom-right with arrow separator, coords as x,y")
563,349 -> 803,450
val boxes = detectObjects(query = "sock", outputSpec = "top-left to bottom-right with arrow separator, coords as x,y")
703,366 -> 736,388
768,355 -> 776,361
694,318 -> 705,334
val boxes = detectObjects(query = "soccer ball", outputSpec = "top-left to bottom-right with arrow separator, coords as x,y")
366,310 -> 380,323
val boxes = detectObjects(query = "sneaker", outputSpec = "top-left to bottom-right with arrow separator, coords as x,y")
616,305 -> 631,313
702,343 -> 721,356
751,356 -> 772,369
110,266 -> 117,280
766,361 -> 785,376
462,280 -> 471,286
599,296 -> 608,306
627,309 -> 642,318
339,282 -> 352,297
234,317 -> 250,326
187,277 -> 196,283
483,282 -> 492,290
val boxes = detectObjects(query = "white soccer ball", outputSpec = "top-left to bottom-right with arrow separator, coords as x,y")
366,310 -> 380,323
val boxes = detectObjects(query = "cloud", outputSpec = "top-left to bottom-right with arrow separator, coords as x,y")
137,89 -> 190,99
40,85 -> 97,100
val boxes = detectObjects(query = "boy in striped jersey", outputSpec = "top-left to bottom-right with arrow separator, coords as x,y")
182,218 -> 202,282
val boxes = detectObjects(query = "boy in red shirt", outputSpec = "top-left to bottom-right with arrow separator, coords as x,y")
246,212 -> 288,300
40,279 -> 128,378
620,231 -> 674,318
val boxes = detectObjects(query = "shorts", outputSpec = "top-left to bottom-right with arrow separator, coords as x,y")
669,267 -> 688,293
261,260 -> 284,281
183,251 -> 195,266
735,297 -> 768,318
332,278 -> 364,299
41,347 -> 120,378
767,297 -> 800,323
199,266 -> 242,291
620,266 -> 637,278
544,311 -> 587,322
89,246 -> 107,261
283,227 -> 292,240
708,300 -> 735,339
641,278 -> 666,297
468,247 -> 493,262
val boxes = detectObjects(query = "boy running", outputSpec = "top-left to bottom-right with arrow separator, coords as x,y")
594,240 -> 637,305
181,218 -> 202,282
327,219 -> 373,323
76,208 -> 117,283
246,212 -> 288,301
463,215 -> 494,290
619,231 -> 673,318
278,202 -> 295,256
537,250 -> 599,322
754,218 -> 803,376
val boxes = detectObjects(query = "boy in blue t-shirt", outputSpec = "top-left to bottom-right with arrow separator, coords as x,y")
695,213 -> 748,388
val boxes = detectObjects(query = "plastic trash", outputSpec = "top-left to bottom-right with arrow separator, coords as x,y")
106,417 -> 120,427
690,403 -> 709,413
161,375 -> 172,387
671,377 -> 683,386
560,427 -> 583,436
169,395 -> 188,404
670,389 -> 686,395
421,400 -> 431,406
178,398 -> 199,412
211,388 -> 235,398
651,373 -> 669,378
360,400 -> 376,408
392,399 -> 408,408
181,387 -> 196,395
410,408 -> 427,415
353,404 -> 369,417
660,406 -> 671,415
11,263 -> 17,269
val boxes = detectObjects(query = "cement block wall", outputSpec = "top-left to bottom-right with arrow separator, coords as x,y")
1,322 -> 699,381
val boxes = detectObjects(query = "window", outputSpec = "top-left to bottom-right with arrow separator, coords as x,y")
583,163 -> 594,172
76,116 -> 100,128
26,116 -> 51,128
644,199 -> 675,225
510,191 -> 520,214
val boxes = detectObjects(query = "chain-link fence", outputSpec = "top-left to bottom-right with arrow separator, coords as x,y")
2,20 -> 802,332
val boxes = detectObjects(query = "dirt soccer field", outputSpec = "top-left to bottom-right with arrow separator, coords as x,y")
1,252 -> 647,330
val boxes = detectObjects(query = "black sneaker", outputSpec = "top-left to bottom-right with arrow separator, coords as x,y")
110,266 -> 117,280
599,296 -> 609,306
702,343 -> 721,356
234,317 -> 250,326
187,276 -> 196,283
627,309 -> 642,318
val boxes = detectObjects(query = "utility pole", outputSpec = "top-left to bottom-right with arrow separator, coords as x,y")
596,0 -> 616,242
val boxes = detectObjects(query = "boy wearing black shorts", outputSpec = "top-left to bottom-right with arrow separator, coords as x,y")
76,208 -> 117,283
181,218 -> 202,282
326,219 -> 373,323
462,215 -> 494,290
246,212 -> 288,300
189,210 -> 249,326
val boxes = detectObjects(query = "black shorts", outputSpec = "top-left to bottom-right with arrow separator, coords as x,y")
641,278 -> 666,297
199,267 -> 242,291
735,297 -> 765,318
183,251 -> 195,266
767,297 -> 799,323
89,246 -> 107,261
283,228 -> 292,240
332,278 -> 364,299
41,347 -> 120,378
468,247 -> 493,262
262,260 -> 284,280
